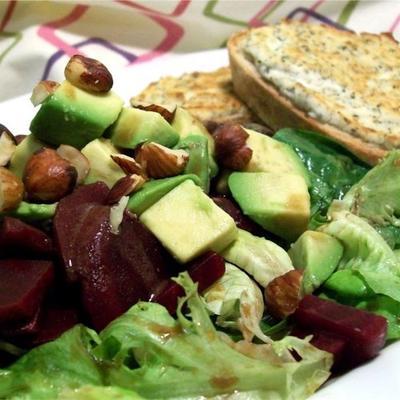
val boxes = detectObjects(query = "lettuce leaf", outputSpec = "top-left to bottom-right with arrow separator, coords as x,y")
203,262 -> 269,342
320,211 -> 400,302
0,325 -> 103,399
97,273 -> 332,400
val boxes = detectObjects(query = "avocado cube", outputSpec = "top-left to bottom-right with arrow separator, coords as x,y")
30,81 -> 123,149
140,180 -> 237,263
81,139 -> 125,188
127,174 -> 200,215
110,107 -> 180,149
289,230 -> 343,294
228,172 -> 310,242
244,129 -> 310,186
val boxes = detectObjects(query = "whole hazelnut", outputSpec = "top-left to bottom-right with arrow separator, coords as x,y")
23,148 -> 77,203
0,167 -> 24,212
265,269 -> 304,319
213,123 -> 253,170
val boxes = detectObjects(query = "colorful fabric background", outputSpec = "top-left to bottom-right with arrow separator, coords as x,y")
1,0 -> 400,102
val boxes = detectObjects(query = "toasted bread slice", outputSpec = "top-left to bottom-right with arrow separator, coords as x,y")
131,67 -> 254,125
227,22 -> 400,165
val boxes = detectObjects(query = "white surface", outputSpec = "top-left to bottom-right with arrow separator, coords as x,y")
1,49 -> 399,400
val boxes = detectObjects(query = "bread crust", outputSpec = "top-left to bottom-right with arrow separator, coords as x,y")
228,30 -> 387,165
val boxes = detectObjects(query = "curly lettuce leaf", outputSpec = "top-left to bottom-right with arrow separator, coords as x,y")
319,211 -> 400,302
222,229 -> 293,287
97,273 -> 332,400
203,262 -> 269,343
0,325 -> 102,400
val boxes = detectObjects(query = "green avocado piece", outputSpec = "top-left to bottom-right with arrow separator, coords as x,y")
289,230 -> 343,294
140,180 -> 237,263
127,174 -> 200,215
244,129 -> 310,186
4,201 -> 57,221
8,135 -> 44,178
81,138 -> 124,188
110,107 -> 179,149
228,172 -> 310,242
30,81 -> 123,149
323,270 -> 374,299
175,135 -> 210,192
172,107 -> 218,177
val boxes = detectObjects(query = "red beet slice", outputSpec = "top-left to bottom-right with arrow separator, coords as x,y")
55,184 -> 178,330
30,304 -> 79,346
291,326 -> 348,368
0,217 -> 53,257
0,259 -> 54,326
152,252 -> 226,314
293,295 -> 387,366
54,182 -> 110,282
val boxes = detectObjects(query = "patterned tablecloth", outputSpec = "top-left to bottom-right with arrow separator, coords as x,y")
1,0 -> 400,102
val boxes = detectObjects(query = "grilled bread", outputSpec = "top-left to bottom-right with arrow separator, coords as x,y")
131,67 -> 254,125
228,21 -> 400,165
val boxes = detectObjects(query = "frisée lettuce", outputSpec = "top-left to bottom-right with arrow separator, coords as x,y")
0,273 -> 332,400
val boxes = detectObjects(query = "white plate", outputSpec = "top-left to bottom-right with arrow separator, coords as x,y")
1,49 -> 400,400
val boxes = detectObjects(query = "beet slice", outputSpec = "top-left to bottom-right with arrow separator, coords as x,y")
54,182 -> 110,282
30,304 -> 79,346
291,326 -> 348,368
55,184 -> 178,330
0,259 -> 54,326
293,295 -> 387,366
152,252 -> 226,314
0,217 -> 53,257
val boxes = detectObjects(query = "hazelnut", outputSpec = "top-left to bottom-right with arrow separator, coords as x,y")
135,142 -> 189,178
23,148 -> 77,203
0,125 -> 17,167
265,270 -> 304,319
111,154 -> 147,178
106,174 -> 146,205
213,123 -> 253,170
64,55 -> 113,93
0,167 -> 24,212
30,80 -> 60,106
56,144 -> 90,184
134,104 -> 175,124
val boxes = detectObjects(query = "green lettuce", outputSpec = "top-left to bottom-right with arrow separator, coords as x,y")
97,273 -> 332,400
222,229 -> 294,287
332,150 -> 400,248
0,325 -> 103,399
203,262 -> 269,342
320,211 -> 400,302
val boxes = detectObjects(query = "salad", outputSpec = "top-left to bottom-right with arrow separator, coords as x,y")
0,54 -> 399,400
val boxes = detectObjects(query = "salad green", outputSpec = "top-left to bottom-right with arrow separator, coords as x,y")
0,274 -> 332,400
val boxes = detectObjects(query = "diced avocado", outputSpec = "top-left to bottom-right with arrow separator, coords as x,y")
289,230 -> 343,294
127,174 -> 200,215
5,201 -> 57,221
140,180 -> 237,263
110,108 -> 180,149
175,135 -> 210,192
323,270 -> 374,299
244,129 -> 310,186
9,135 -> 44,178
222,229 -> 294,287
30,81 -> 123,149
228,172 -> 310,242
81,138 -> 124,188
172,107 -> 218,177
